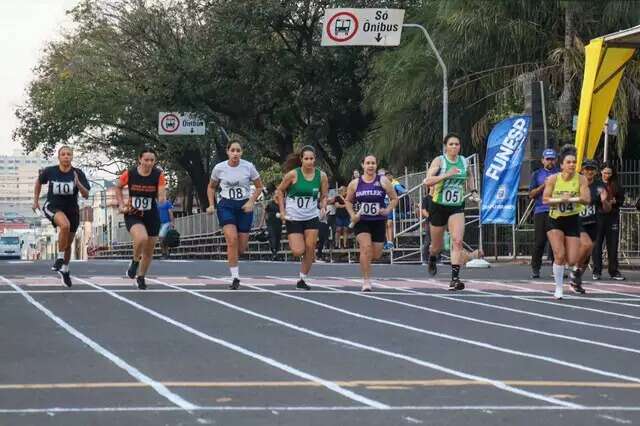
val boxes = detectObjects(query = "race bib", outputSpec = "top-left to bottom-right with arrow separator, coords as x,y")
359,202 -> 381,216
442,187 -> 462,204
556,202 -> 575,214
51,181 -> 75,195
293,196 -> 314,210
226,187 -> 247,200
131,196 -> 153,211
580,204 -> 596,217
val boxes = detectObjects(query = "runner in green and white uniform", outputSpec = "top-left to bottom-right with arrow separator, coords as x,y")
424,133 -> 478,291
276,145 -> 329,290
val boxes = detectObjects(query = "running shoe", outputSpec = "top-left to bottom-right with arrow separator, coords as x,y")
127,260 -> 140,279
554,289 -> 563,300
383,241 -> 394,250
361,281 -> 372,292
610,272 -> 626,281
296,279 -> 311,290
136,276 -> 147,290
58,271 -> 72,288
51,258 -> 64,272
531,270 -> 540,279
427,258 -> 437,277
592,273 -> 601,281
570,283 -> 586,294
230,278 -> 240,290
448,278 -> 464,291
569,268 -> 583,286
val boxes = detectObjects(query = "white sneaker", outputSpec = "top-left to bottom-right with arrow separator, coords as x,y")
554,289 -> 563,300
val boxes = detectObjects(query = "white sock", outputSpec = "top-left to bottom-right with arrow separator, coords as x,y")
61,264 -> 69,273
553,263 -> 564,297
230,267 -> 239,279
57,251 -> 64,259
299,272 -> 307,280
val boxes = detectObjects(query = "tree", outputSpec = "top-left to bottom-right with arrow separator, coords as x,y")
365,0 -> 640,166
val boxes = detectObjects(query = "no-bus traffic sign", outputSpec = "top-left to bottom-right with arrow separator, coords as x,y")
158,112 -> 206,135
321,9 -> 405,47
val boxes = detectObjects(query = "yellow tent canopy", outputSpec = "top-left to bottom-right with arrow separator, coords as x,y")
575,25 -> 640,168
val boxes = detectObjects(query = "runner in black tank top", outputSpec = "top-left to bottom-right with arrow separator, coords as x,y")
115,147 -> 167,289
33,145 -> 90,287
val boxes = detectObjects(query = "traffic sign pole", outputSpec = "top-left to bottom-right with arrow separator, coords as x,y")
403,24 -> 448,139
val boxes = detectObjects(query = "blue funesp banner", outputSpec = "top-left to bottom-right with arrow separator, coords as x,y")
480,115 -> 531,224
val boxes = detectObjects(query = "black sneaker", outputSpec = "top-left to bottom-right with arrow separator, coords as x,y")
610,272 -> 626,281
570,283 -> 586,294
58,271 -> 72,288
448,278 -> 465,291
127,260 -> 140,279
51,258 -> 64,272
427,258 -> 437,276
592,273 -> 601,280
136,276 -> 147,290
230,278 -> 240,290
296,279 -> 311,290
570,268 -> 583,286
531,270 -> 540,279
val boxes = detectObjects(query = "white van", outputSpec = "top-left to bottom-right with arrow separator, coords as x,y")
0,235 -> 22,260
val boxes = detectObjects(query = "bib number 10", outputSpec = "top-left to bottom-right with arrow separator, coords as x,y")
443,188 -> 461,204
52,181 -> 74,195
131,196 -> 152,211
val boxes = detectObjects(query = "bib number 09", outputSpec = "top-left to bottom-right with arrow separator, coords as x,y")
131,196 -> 152,211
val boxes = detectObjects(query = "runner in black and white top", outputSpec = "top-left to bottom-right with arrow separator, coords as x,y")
207,139 -> 263,289
33,146 -> 90,287
115,147 -> 166,290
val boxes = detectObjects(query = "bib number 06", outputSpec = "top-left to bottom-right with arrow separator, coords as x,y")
359,202 -> 380,216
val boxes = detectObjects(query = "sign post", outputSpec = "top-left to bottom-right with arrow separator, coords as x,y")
321,9 -> 448,138
158,112 -> 206,136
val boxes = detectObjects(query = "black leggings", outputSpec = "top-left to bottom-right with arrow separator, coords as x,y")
531,212 -> 553,271
592,212 -> 620,275
267,221 -> 282,255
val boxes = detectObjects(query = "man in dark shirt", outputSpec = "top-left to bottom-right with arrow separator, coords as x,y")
33,146 -> 90,287
528,148 -> 559,278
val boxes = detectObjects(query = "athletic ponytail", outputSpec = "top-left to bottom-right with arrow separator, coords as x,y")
283,145 -> 316,172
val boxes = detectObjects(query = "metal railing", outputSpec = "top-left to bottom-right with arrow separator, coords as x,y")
620,207 -> 640,265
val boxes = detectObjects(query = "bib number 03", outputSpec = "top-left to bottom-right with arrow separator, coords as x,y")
131,196 -> 152,211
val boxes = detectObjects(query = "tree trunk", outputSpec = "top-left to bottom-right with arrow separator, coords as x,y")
178,148 -> 210,211
558,2 -> 575,126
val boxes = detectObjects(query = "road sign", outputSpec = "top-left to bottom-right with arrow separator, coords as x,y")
158,112 -> 206,135
321,9 -> 405,47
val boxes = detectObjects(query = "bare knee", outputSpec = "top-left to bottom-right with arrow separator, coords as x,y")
554,252 -> 566,265
451,237 -> 463,251
59,222 -> 70,232
291,247 -> 305,257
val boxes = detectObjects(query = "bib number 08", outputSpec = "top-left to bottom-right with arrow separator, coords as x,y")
131,196 -> 152,211
227,188 -> 245,200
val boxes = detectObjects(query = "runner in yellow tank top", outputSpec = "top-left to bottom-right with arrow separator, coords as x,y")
542,145 -> 591,299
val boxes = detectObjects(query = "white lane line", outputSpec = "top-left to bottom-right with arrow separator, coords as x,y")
0,276 -> 197,411
402,278 -> 640,321
249,278 -> 640,386
4,405 -> 640,414
183,277 -> 580,408
73,278 -> 386,410
320,278 -> 640,353
525,280 -> 640,305
468,279 -> 640,313
369,279 -> 640,336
